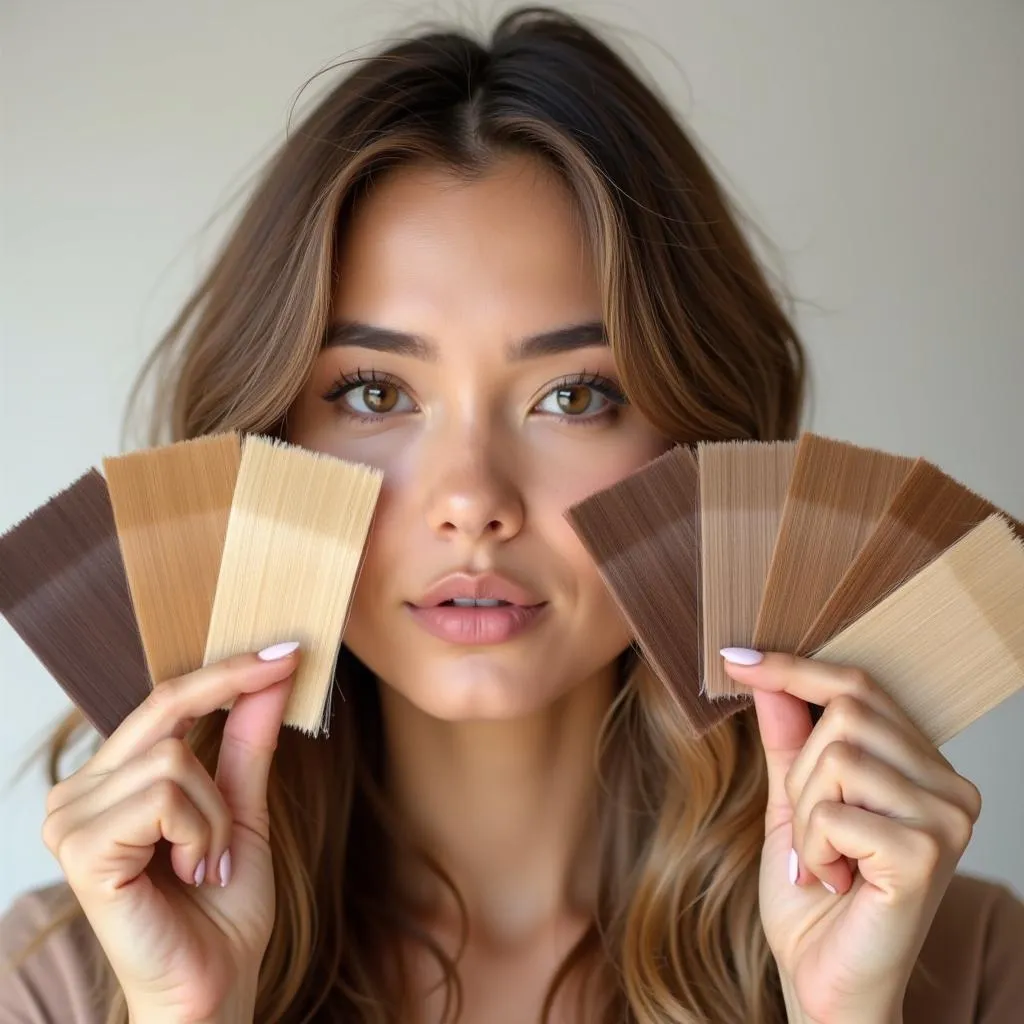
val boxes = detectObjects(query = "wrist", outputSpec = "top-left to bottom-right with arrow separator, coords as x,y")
778,972 -> 902,1024
127,992 -> 256,1024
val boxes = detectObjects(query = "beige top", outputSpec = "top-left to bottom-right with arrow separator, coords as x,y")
1,874 -> 1022,1022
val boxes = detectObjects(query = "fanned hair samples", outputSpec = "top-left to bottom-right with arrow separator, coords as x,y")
0,470 -> 150,736
566,446 -> 748,737
103,433 -> 241,684
798,460 -> 1023,655
814,515 -> 1024,745
753,434 -> 915,654
698,440 -> 797,698
203,437 -> 383,736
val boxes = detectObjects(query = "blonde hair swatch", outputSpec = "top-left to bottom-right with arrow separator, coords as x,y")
104,433 -> 241,684
204,436 -> 382,735
814,515 -> 1024,745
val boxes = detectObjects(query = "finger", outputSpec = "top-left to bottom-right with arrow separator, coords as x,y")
723,651 -> 907,728
792,742 -> 974,894
214,674 -> 294,842
751,687 -> 813,837
801,801 -> 949,901
784,696 -> 981,822
44,738 -> 232,886
48,780 -> 213,893
89,643 -> 300,774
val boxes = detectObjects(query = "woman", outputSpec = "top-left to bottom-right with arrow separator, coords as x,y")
2,7 -> 1021,1023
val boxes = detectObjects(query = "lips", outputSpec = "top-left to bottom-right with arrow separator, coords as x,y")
412,571 -> 544,610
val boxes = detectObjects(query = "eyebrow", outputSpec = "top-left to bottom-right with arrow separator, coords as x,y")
321,319 -> 607,361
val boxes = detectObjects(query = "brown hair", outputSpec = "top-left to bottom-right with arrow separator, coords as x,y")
29,6 -> 804,1021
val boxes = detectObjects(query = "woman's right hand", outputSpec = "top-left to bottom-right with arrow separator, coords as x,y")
41,641 -> 301,1024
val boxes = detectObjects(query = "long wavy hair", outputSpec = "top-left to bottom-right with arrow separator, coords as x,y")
25,7 -> 805,1022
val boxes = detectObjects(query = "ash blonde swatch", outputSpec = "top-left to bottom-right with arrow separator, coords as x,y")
699,440 -> 797,698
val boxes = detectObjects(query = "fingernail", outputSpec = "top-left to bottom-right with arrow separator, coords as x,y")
193,858 -> 206,887
822,880 -> 838,895
721,647 -> 764,666
257,641 -> 300,661
218,849 -> 232,887
788,848 -> 799,885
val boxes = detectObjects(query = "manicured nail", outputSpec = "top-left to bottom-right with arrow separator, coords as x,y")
193,858 -> 206,887
721,647 -> 764,666
218,849 -> 232,887
822,880 -> 838,895
788,848 -> 799,885
257,641 -> 300,661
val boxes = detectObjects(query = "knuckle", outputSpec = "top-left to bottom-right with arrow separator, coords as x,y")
840,666 -> 874,695
820,739 -> 858,774
144,681 -> 182,720
907,829 -> 943,873
45,781 -> 69,817
147,778 -> 186,816
148,737 -> 192,776
944,807 -> 975,851
55,826 -> 92,871
807,799 -> 839,833
825,694 -> 866,732
961,779 -> 983,821
41,811 -> 66,855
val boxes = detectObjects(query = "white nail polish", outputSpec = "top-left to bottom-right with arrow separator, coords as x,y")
219,849 -> 232,887
257,641 -> 300,661
720,647 -> 764,666
822,880 -> 838,895
788,848 -> 799,885
193,858 -> 206,887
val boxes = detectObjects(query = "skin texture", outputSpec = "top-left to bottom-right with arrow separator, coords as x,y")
40,154 -> 980,1024
287,155 -> 671,1020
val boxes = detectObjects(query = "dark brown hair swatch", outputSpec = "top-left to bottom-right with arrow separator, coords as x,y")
0,470 -> 150,736
566,446 -> 748,736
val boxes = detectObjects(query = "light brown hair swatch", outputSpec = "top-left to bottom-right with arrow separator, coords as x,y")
204,436 -> 383,736
566,446 -> 749,736
814,515 -> 1024,746
104,433 -> 241,685
698,440 -> 797,698
799,459 -> 1024,655
753,433 -> 915,654
0,470 -> 150,736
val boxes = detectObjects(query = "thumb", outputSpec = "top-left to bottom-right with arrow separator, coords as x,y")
214,673 -> 294,839
750,687 -> 813,837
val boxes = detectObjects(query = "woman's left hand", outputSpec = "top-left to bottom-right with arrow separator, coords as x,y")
722,650 -> 983,1024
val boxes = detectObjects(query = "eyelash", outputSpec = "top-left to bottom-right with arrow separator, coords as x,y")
321,368 -> 629,426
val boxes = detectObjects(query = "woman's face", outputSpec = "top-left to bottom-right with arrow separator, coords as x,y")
288,155 -> 669,720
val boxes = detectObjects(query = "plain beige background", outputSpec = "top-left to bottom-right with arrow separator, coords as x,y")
1,0 -> 1022,915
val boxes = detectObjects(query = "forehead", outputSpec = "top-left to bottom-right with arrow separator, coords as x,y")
332,155 -> 602,337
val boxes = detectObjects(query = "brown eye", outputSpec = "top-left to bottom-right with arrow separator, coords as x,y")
362,383 -> 399,413
555,385 -> 595,415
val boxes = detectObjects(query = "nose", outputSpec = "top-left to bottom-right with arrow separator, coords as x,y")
423,441 -> 525,544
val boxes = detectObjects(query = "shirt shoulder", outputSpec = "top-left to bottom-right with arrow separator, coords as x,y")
0,884 -> 106,1024
906,872 -> 1024,1024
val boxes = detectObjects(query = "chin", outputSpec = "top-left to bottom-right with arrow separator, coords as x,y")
382,650 -> 577,721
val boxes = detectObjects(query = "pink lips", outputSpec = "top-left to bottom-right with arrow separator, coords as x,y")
407,571 -> 548,645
